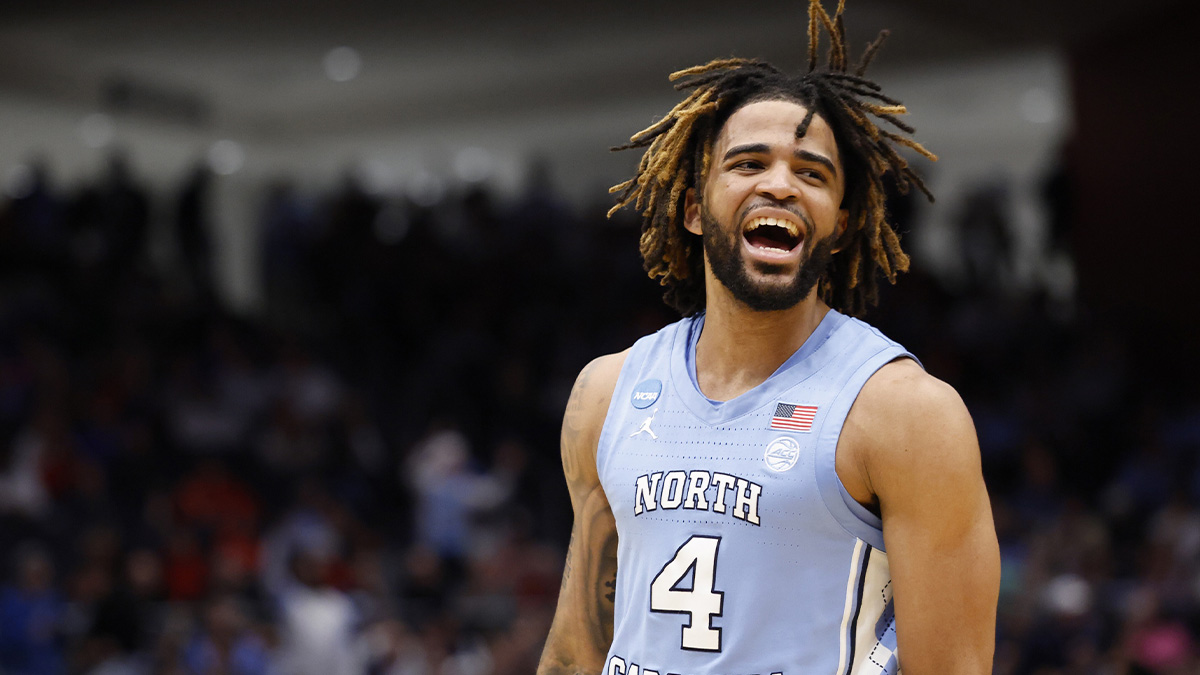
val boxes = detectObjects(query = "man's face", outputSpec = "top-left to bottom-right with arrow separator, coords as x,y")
684,99 -> 848,312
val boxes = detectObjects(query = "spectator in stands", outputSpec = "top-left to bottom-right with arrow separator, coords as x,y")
0,544 -> 66,675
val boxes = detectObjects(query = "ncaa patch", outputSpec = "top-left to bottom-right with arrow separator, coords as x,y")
764,436 -> 801,472
631,379 -> 662,409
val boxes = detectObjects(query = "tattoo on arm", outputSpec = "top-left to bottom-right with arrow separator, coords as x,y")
540,497 -> 618,674
593,521 -> 618,646
539,358 -> 618,675
561,530 -> 575,590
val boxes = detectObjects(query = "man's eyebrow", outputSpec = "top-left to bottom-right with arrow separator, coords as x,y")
795,149 -> 838,177
722,143 -> 839,178
722,143 -> 770,162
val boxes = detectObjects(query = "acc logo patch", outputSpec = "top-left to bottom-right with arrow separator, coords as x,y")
631,379 -> 662,409
764,436 -> 801,472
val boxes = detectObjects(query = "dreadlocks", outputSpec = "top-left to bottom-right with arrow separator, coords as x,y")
608,0 -> 936,317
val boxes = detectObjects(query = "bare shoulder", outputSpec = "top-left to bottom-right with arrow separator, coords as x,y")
567,352 -> 628,420
856,358 -> 974,443
563,351 -> 629,442
840,358 -> 980,505
561,350 -> 630,491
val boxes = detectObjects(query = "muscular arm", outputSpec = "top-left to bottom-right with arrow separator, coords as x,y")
538,353 -> 626,675
840,360 -> 1000,674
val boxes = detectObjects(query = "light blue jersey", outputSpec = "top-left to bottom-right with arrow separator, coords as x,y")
597,310 -> 915,675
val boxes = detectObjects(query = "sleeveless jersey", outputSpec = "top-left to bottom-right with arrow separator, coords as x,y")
596,310 -> 916,675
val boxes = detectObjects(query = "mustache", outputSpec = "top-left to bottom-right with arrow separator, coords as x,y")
736,200 -> 814,235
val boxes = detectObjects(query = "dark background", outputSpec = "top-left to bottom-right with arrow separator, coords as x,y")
0,1 -> 1198,674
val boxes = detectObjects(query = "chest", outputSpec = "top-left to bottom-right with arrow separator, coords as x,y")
601,391 -> 833,537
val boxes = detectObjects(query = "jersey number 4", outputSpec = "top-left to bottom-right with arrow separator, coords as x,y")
649,535 -> 724,652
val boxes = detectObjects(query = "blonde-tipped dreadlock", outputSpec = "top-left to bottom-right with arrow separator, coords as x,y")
609,0 -> 936,317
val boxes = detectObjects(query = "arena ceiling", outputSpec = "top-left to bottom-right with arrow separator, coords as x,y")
0,0 -> 1178,144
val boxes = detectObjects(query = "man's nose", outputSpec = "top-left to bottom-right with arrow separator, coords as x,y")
755,163 -> 800,202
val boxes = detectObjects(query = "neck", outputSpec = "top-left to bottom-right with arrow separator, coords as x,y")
694,276 -> 830,402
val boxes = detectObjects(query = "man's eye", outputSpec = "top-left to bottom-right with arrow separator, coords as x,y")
733,160 -> 762,170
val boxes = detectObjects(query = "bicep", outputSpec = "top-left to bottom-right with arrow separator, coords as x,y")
871,379 -> 999,674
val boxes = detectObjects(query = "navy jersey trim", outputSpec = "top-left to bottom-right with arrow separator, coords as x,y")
843,543 -> 873,675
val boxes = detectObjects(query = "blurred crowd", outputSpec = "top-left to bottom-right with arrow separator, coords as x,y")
0,152 -> 1197,675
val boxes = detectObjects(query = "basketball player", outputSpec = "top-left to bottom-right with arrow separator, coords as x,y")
537,2 -> 999,674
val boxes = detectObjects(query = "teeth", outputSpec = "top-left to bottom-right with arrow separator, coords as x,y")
745,216 -> 800,237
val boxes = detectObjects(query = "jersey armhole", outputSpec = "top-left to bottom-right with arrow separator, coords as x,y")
595,337 -> 655,480
814,350 -> 919,552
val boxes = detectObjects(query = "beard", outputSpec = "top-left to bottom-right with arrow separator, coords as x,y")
701,204 -> 837,312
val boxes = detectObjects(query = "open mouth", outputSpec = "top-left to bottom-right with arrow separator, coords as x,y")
743,216 -> 803,253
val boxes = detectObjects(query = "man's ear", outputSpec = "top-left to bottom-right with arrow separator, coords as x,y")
831,208 -> 849,253
683,189 -> 702,236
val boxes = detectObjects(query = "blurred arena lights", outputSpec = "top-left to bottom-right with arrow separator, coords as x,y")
207,139 -> 246,175
453,146 -> 494,184
78,113 -> 115,148
407,170 -> 446,207
323,46 -> 362,82
1020,87 -> 1061,125
4,164 -> 34,199
357,158 -> 397,196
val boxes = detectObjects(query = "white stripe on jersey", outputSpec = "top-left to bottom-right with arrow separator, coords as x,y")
850,547 -> 898,675
835,539 -> 866,674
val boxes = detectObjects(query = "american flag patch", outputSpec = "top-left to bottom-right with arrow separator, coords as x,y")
770,402 -> 818,432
